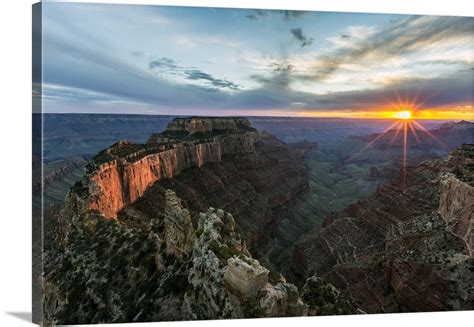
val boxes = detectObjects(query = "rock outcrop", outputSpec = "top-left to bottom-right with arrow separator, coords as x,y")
438,145 -> 474,257
182,206 -> 310,319
117,131 -> 310,248
165,116 -> 252,135
68,118 -> 259,218
164,189 -> 195,259
291,144 -> 474,313
44,188 -> 357,324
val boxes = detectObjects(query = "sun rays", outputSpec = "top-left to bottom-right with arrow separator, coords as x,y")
349,96 -> 449,190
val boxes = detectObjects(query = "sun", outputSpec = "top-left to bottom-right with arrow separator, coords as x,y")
393,110 -> 412,120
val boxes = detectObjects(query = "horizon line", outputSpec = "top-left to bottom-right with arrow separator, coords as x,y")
37,112 -> 473,122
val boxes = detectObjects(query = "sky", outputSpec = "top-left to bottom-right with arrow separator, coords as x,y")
37,3 -> 474,119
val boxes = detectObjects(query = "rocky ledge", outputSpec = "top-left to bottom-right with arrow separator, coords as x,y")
43,190 -> 357,324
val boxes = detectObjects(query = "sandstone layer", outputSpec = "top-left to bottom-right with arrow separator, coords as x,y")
118,131 -> 312,247
68,118 -> 259,218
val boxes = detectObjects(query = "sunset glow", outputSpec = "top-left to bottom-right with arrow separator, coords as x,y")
393,111 -> 412,120
347,92 -> 456,190
296,107 -> 473,120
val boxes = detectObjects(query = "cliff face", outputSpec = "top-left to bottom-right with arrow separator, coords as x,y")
69,119 -> 259,218
118,132 -> 311,247
292,144 -> 474,313
65,118 -> 311,249
438,145 -> 474,257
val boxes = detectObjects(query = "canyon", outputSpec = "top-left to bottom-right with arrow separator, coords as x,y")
64,117 -> 311,247
41,116 -> 473,325
291,144 -> 474,313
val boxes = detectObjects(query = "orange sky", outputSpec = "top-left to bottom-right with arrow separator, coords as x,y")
295,105 -> 474,120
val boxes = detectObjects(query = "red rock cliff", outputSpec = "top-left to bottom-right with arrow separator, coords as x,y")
69,118 -> 259,218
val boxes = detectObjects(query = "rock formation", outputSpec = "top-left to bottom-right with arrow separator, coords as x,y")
438,145 -> 474,256
43,188 -> 357,324
165,116 -> 252,135
68,118 -> 259,218
292,144 -> 474,313
64,118 -> 312,250
43,117 -> 350,325
163,189 -> 195,258
182,206 -> 311,319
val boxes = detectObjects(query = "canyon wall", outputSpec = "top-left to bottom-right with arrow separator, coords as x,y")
291,144 -> 474,313
119,131 -> 311,247
68,121 -> 259,218
438,145 -> 474,257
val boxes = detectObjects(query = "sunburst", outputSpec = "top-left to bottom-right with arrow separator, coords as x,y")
350,96 -> 447,190
393,110 -> 412,120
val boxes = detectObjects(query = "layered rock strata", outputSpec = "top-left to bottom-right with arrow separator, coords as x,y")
68,118 -> 259,218
66,118 -> 312,248
119,131 -> 311,246
292,144 -> 474,313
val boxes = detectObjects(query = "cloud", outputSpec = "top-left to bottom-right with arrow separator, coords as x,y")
308,16 -> 474,81
149,57 -> 241,91
185,70 -> 241,90
291,28 -> 313,47
242,63 -> 472,112
149,57 -> 178,70
297,71 -> 474,112
40,5 -> 473,116
246,9 -> 307,21
250,62 -> 294,89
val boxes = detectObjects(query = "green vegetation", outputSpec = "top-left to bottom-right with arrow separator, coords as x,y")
43,212 -> 166,324
302,277 -> 357,315
208,240 -> 241,265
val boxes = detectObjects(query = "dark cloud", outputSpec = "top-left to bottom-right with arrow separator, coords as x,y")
246,9 -> 307,21
185,69 -> 241,90
250,62 -> 294,89
291,28 -> 313,47
313,72 -> 473,111
308,16 -> 474,81
149,57 -> 178,70
149,57 -> 241,91
341,34 -> 350,39
244,62 -> 472,112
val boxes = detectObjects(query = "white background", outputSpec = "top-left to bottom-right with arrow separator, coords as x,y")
0,0 -> 472,326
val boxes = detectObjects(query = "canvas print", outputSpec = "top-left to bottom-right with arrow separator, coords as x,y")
32,2 -> 473,325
